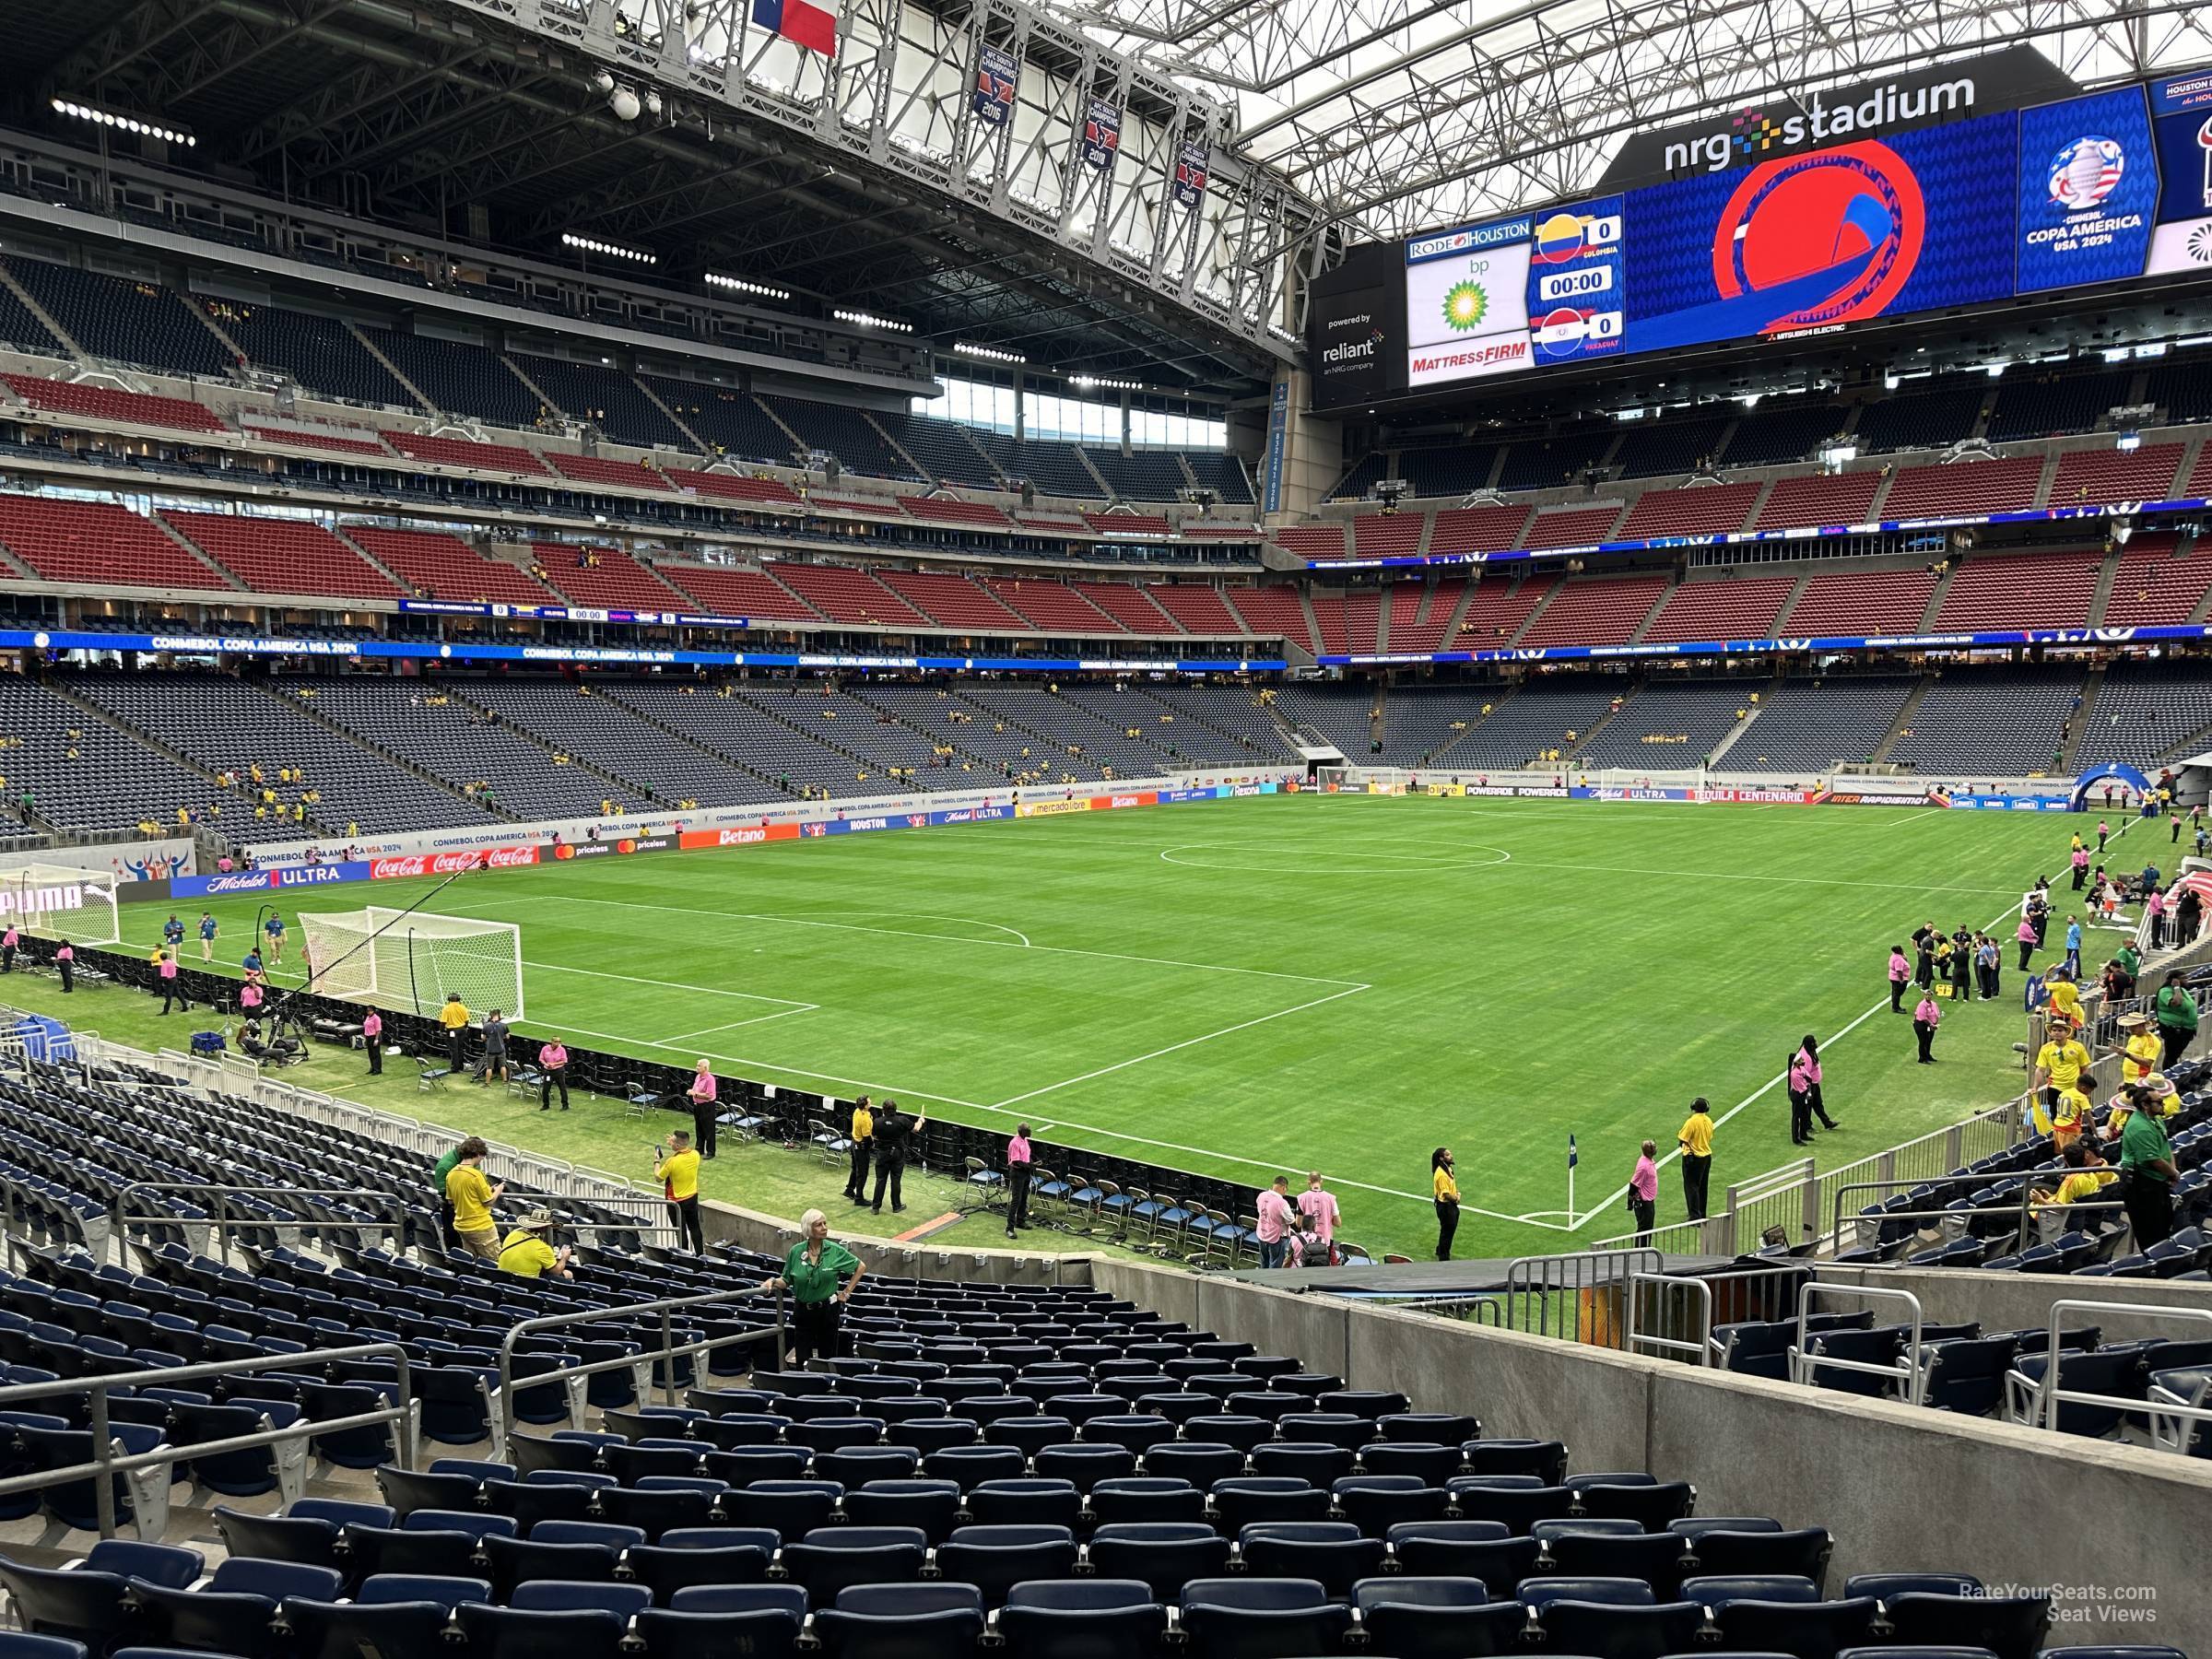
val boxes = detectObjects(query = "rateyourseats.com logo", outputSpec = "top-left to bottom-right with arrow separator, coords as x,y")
1977,1583 -> 2159,1628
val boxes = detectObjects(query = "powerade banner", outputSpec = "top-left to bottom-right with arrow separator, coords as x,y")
1081,98 -> 1122,172
2150,72 -> 2212,276
2018,86 -> 2159,293
972,44 -> 1016,128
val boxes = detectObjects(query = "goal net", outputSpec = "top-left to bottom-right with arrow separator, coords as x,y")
0,865 -> 121,947
299,907 -> 524,1018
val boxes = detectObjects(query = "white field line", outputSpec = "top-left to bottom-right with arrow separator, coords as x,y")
657,1006 -> 820,1043
1880,808 -> 1946,828
989,983 -> 1371,1111
499,891 -> 1366,989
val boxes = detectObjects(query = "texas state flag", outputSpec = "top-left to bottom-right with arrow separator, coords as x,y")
753,0 -> 837,54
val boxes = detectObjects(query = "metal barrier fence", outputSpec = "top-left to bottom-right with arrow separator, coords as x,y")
1829,1175 -> 2130,1260
1789,1281 -> 1924,1393
2007,1299 -> 2212,1436
495,1284 -> 783,1443
0,1342 -> 415,1538
1503,1248 -> 1662,1343
1627,1273 -> 1712,1365
1592,1098 -> 2024,1256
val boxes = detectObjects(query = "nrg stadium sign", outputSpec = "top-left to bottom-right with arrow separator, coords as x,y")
1600,44 -> 2079,186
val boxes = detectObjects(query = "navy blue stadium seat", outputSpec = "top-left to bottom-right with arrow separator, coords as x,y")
779,1526 -> 930,1603
1087,1522 -> 1231,1598
1386,1522 -> 1536,1592
1882,1594 -> 2053,1659
132,1558 -> 342,1658
1684,1526 -> 1831,1588
1238,1521 -> 1386,1597
998,1580 -> 1167,1659
1534,1596 -> 1705,1659
933,1524 -> 1078,1606
1352,1577 -> 1524,1659
0,1544 -> 203,1652
1177,1577 -> 1354,1659
967,1478 -> 1083,1530
1712,1596 -> 1881,1659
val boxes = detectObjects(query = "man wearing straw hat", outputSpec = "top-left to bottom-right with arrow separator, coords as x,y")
499,1208 -> 573,1280
2116,1011 -> 2163,1088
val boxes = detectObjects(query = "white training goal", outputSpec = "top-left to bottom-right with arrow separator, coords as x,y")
299,907 -> 524,1018
0,864 -> 121,947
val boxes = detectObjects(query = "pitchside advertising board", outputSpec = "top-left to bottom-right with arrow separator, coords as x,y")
1311,57 -> 2212,408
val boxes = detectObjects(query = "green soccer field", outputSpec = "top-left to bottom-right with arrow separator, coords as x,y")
112,793 -> 2145,1261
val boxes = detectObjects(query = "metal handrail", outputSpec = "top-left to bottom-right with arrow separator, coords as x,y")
112,1182 -> 408,1266
1790,1281 -> 1923,1393
0,1341 -> 414,1537
1829,1170 -> 2129,1259
2019,1299 -> 2212,1433
495,1284 -> 783,1441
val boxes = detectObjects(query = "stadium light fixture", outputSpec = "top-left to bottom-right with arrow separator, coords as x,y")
835,309 -> 914,333
52,98 -> 194,146
954,341 -> 1025,363
1067,374 -> 1141,391
561,231 -> 656,265
706,271 -> 792,300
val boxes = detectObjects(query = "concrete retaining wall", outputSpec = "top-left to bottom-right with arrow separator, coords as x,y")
1091,1259 -> 2212,1647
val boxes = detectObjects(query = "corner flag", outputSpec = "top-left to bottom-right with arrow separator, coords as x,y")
1568,1135 -> 1578,1169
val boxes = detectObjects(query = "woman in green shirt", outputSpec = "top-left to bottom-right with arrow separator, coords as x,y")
760,1207 -> 865,1367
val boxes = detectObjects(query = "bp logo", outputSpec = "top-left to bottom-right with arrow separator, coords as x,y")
1442,280 -> 1490,331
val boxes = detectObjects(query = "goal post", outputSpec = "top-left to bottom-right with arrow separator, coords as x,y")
299,907 -> 524,1018
0,864 -> 121,947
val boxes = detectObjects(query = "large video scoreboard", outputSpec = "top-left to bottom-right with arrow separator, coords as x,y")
1310,66 -> 2212,410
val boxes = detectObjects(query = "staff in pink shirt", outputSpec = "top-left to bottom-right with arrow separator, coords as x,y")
362,1009 -> 383,1077
1629,1141 -> 1659,1245
53,941 -> 73,994
1004,1124 -> 1033,1239
688,1059 -> 718,1158
156,950 -> 189,1016
1912,994 -> 1942,1064
1,924 -> 18,974
2016,914 -> 2039,971
539,1041 -> 570,1112
1887,945 -> 1911,1013
1297,1172 -> 1340,1253
1253,1175 -> 1296,1270
2071,844 -> 2090,889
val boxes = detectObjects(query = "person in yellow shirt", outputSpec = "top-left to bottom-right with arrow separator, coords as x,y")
438,993 -> 471,1075
1430,1148 -> 1460,1261
2034,1024 -> 2091,1122
445,1138 -> 503,1261
656,1129 -> 705,1254
842,1097 -> 875,1205
498,1208 -> 572,1278
1677,1097 -> 1715,1221
2032,1144 -> 2117,1214
2049,1083 -> 2091,1150
2116,1012 -> 2162,1086
2044,972 -> 2083,1026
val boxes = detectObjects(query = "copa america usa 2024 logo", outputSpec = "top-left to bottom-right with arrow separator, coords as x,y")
2046,135 -> 2124,210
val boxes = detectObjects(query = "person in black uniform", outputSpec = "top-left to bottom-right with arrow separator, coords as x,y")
870,1100 -> 927,1215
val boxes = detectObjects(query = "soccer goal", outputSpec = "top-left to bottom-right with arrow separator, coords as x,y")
298,907 -> 524,1018
0,864 -> 121,947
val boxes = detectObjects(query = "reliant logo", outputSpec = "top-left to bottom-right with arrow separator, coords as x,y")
1322,337 -> 1377,365
1664,76 -> 1975,172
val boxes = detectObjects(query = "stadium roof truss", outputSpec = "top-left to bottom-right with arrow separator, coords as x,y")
25,0 -> 2212,382
29,0 -> 1322,385
1064,0 -> 2212,237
